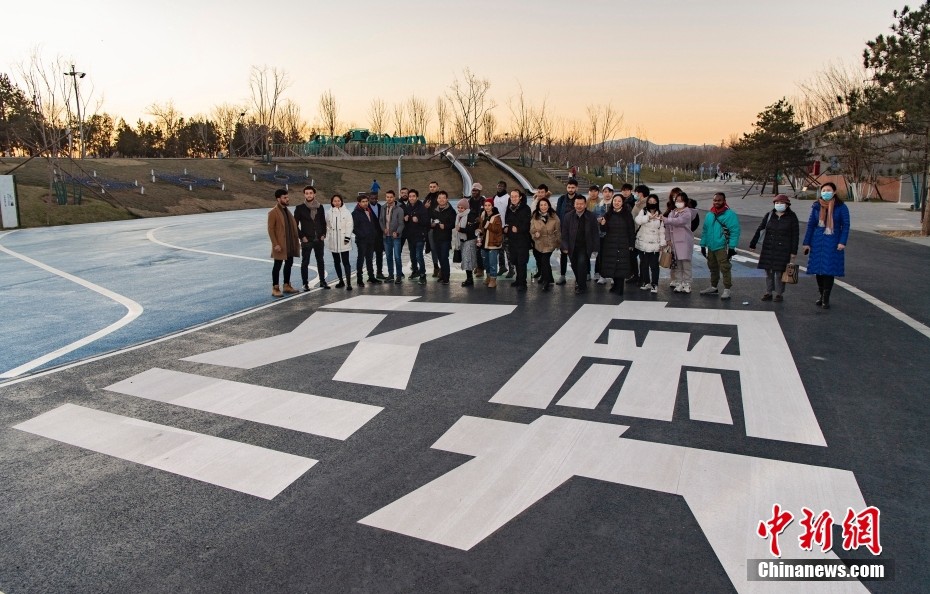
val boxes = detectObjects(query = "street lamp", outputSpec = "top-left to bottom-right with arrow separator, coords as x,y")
64,65 -> 86,159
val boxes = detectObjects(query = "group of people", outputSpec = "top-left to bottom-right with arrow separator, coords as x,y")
266,179 -> 850,308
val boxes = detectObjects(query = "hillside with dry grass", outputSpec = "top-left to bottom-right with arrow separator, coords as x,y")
1,156 -> 560,227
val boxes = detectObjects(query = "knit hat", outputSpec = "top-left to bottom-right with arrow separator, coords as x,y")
484,197 -> 494,204
471,182 -> 483,192
457,198 -> 469,209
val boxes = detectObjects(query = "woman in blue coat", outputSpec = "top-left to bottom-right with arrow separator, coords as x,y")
802,183 -> 850,310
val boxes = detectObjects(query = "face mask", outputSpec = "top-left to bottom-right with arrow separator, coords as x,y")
647,203 -> 659,211
821,191 -> 834,200
675,202 -> 685,209
774,203 -> 787,213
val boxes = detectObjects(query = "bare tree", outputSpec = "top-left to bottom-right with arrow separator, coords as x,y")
147,100 -> 183,154
446,68 -> 495,160
248,65 -> 290,155
368,98 -> 387,135
407,95 -> 431,138
276,99 -> 307,144
212,102 -> 246,155
507,85 -> 548,164
435,96 -> 450,145
319,89 -> 340,139
15,50 -> 75,157
585,103 -> 622,171
791,61 -> 866,129
482,112 -> 496,145
392,102 -> 406,136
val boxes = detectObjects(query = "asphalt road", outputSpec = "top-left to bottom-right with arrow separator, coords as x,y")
0,209 -> 927,593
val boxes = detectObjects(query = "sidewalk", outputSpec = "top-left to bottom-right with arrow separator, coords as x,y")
646,180 -> 930,247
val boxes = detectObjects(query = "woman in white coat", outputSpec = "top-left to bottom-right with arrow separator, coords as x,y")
634,194 -> 667,293
325,194 -> 354,290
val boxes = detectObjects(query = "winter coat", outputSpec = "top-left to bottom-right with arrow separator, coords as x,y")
561,209 -> 600,256
478,211 -> 504,249
379,201 -> 405,239
530,213 -> 562,253
352,205 -> 378,243
599,208 -> 635,279
634,210 -> 667,253
749,209 -> 799,272
325,206 -> 354,253
456,208 -> 480,242
293,202 -> 326,243
506,203 -> 533,249
556,193 -> 582,221
401,201 -> 429,242
663,207 -> 696,261
803,201 -> 850,276
431,204 -> 457,242
700,208 -> 741,251
268,205 -> 300,260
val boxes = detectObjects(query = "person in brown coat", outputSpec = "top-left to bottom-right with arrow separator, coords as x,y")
268,188 -> 301,297
530,197 -> 561,291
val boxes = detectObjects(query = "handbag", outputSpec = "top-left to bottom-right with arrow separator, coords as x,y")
453,248 -> 462,263
781,263 -> 799,284
659,246 -> 673,268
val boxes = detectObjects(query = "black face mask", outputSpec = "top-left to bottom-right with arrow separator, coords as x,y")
647,203 -> 659,211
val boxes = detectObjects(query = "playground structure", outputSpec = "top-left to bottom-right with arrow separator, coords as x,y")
271,129 -> 432,158
479,150 -> 534,194
150,169 -> 225,192
249,164 -> 312,191
439,150 -> 473,198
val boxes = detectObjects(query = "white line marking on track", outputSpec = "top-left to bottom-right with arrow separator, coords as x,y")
735,247 -> 930,341
0,231 -> 144,379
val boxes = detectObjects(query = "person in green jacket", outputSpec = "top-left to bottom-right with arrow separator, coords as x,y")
700,192 -> 741,300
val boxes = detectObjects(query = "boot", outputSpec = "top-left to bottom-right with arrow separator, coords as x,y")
272,285 -> 283,298
346,277 -> 353,291
356,274 -> 365,288
475,268 -> 484,279
432,265 -> 440,278
320,279 -> 330,290
821,289 -> 831,310
484,275 -> 490,286
815,292 -> 824,306
335,277 -> 345,289
283,283 -> 298,294
488,277 -> 497,288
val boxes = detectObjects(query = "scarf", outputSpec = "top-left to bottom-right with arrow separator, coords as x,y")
817,199 -> 835,235
710,200 -> 729,216
280,205 -> 298,257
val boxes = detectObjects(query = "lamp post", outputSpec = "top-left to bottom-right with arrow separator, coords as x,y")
64,65 -> 86,159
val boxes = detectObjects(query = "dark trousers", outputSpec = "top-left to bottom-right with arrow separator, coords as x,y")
640,251 -> 660,286
570,250 -> 589,290
436,239 -> 451,281
356,239 -> 375,280
536,250 -> 554,285
300,240 -> 326,286
594,237 -> 604,275
373,234 -> 384,274
629,249 -> 641,280
408,239 -> 425,276
512,244 -> 529,287
815,274 -> 835,293
500,235 -> 511,272
331,251 -> 351,281
560,251 -> 569,276
272,257 -> 293,285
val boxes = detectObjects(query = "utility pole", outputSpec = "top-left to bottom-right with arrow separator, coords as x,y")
64,65 -> 86,159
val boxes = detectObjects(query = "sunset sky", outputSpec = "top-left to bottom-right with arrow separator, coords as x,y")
3,0 -> 908,145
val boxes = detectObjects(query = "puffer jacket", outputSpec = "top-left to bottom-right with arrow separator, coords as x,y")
530,213 -> 561,253
634,210 -> 667,253
325,206 -> 354,253
700,208 -> 741,251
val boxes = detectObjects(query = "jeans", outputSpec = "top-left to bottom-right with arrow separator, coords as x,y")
436,239 -> 451,281
272,257 -> 293,285
300,240 -> 326,286
384,236 -> 403,277
482,248 -> 499,277
569,250 -> 589,290
408,239 -> 426,277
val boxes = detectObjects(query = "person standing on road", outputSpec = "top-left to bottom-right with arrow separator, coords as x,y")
351,195 -> 382,287
294,185 -> 330,291
268,189 -> 301,297
749,194 -> 799,302
803,182 -> 850,310
431,191 -> 456,285
598,192 -> 635,296
456,198 -> 480,287
530,197 -> 561,291
699,192 -> 741,300
634,194 -> 666,293
593,184 -> 613,285
506,189 -> 532,292
626,184 -> 651,286
561,195 -> 600,294
368,191 -> 386,279
555,179 -> 582,285
380,190 -> 405,284
424,181 -> 441,278
477,198 -> 503,288
663,192 -> 696,294
325,194 -> 354,291
491,181 -> 512,278
402,189 -> 429,284
468,183 -> 487,279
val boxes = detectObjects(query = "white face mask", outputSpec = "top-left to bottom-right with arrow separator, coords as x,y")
675,202 -> 685,209
774,203 -> 787,212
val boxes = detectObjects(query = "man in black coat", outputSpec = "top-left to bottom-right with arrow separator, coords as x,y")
506,189 -> 533,291
402,189 -> 430,283
561,194 -> 600,294
294,185 -> 329,290
431,191 -> 457,284
351,195 -> 383,286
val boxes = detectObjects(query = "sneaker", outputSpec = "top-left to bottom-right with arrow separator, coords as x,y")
650,285 -> 658,294
368,277 -> 383,284
640,283 -> 651,291
593,273 -> 601,281
761,293 -> 773,301
440,279 -> 450,285
700,286 -> 719,296
385,275 -> 395,283
302,284 -> 311,292
394,277 -> 402,284
505,269 -> 515,279
682,283 -> 691,294
673,282 -> 682,293
720,288 -> 731,300
556,276 -> 567,286
597,277 -> 608,285
418,274 -> 427,285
